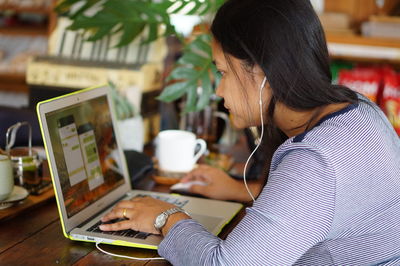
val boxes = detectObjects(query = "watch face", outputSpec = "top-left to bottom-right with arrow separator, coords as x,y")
155,213 -> 168,229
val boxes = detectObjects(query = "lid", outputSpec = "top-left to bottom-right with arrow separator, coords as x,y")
10,147 -> 38,161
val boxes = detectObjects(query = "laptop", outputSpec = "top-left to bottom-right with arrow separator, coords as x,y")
36,84 -> 243,250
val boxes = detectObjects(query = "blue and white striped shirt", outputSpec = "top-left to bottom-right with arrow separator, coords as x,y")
158,98 -> 400,265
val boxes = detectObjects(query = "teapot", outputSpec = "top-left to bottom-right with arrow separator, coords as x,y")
6,122 -> 42,192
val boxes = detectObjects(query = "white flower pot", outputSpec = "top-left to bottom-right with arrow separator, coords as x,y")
117,116 -> 144,152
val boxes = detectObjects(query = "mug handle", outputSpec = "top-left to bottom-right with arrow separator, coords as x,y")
193,139 -> 207,163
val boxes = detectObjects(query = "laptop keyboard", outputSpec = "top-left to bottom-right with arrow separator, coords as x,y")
135,193 -> 189,208
87,219 -> 151,239
86,193 -> 189,240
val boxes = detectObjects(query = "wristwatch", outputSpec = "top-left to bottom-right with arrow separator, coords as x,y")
154,207 -> 190,233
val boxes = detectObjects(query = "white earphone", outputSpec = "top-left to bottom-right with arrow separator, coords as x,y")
243,76 -> 267,202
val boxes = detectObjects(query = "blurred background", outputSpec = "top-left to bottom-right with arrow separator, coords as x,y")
0,0 -> 399,151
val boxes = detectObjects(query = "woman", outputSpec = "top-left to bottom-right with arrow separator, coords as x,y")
100,0 -> 400,264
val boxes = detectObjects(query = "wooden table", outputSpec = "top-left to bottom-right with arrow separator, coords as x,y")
0,172 -> 244,265
0,132 -> 250,265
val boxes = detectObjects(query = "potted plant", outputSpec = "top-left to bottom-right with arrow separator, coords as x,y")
109,81 -> 144,151
55,0 -> 224,112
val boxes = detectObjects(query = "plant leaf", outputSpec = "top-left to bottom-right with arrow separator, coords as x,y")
157,80 -> 196,103
211,63 -> 221,88
167,0 -> 214,16
116,22 -> 145,47
86,24 -> 115,41
183,86 -> 198,113
142,23 -> 158,44
196,68 -> 213,111
69,0 -> 99,19
188,34 -> 212,55
186,1 -> 203,15
56,0 -> 226,111
55,0 -> 84,14
178,52 -> 209,66
161,33 -> 217,111
60,0 -> 178,48
167,67 -> 198,81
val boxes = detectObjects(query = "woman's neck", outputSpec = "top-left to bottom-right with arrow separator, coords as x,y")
274,102 -> 351,138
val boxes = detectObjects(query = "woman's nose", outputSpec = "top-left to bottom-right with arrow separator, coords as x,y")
215,83 -> 224,98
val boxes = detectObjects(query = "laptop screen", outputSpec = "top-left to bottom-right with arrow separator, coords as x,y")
45,95 -> 125,218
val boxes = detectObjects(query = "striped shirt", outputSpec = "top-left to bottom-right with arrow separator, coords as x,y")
158,97 -> 400,265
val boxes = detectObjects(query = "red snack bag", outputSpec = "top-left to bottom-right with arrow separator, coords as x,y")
338,67 -> 382,103
382,69 -> 400,135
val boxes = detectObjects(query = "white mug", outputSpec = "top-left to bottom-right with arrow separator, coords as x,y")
0,154 -> 14,201
156,130 -> 207,173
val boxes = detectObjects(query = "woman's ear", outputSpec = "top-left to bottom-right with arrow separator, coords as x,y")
252,64 -> 264,75
252,65 -> 267,85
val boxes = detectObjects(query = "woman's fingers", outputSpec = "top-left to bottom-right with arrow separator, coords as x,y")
101,207 -> 127,222
99,219 -> 134,231
189,183 -> 209,196
99,196 -> 181,235
182,168 -> 212,183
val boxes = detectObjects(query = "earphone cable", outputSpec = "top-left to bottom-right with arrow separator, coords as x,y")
243,77 -> 266,202
96,241 -> 165,261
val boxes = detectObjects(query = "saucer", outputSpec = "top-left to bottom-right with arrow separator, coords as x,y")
0,186 -> 29,210
152,167 -> 187,185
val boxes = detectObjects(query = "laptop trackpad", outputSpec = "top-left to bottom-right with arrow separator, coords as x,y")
190,213 -> 224,233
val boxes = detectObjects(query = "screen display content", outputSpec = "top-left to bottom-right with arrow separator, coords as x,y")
46,96 -> 125,217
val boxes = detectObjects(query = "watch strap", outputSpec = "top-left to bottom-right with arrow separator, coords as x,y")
154,207 -> 190,232
165,207 -> 189,216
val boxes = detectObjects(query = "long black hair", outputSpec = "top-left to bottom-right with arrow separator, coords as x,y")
211,0 -> 358,183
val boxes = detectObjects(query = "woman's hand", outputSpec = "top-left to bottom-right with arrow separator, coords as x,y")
99,196 -> 190,235
181,164 -> 262,202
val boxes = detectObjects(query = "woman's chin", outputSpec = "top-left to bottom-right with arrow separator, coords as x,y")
231,118 -> 248,129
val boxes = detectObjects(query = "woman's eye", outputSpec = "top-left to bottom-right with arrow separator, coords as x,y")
217,70 -> 225,77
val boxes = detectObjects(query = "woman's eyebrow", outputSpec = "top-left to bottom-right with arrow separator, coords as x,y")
212,60 -> 222,68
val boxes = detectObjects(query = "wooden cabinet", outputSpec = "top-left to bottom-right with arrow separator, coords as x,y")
0,0 -> 56,94
322,0 -> 400,65
324,0 -> 399,26
326,33 -> 400,65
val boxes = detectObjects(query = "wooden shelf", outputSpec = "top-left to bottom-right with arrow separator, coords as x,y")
326,33 -> 400,63
0,4 -> 51,15
0,25 -> 48,36
0,1 -> 55,95
0,73 -> 28,93
0,72 -> 25,80
327,33 -> 400,48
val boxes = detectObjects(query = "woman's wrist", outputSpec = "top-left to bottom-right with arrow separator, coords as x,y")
229,179 -> 262,202
161,212 -> 191,236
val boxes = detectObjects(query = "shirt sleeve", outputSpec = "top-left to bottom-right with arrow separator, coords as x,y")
158,147 -> 336,265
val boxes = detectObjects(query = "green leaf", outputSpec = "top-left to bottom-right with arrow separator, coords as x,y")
55,0 -> 83,14
157,81 -> 196,102
166,1 -> 187,14
196,69 -> 213,110
116,22 -> 145,47
183,86 -> 198,113
198,1 -> 212,16
178,52 -> 209,66
57,0 -> 225,112
69,0 -> 99,19
188,35 -> 212,55
61,0 -> 178,48
168,67 -> 198,81
162,33 -> 215,111
167,0 -> 216,16
211,63 -> 221,88
86,24 -> 115,41
186,1 -> 203,15
142,23 -> 158,44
